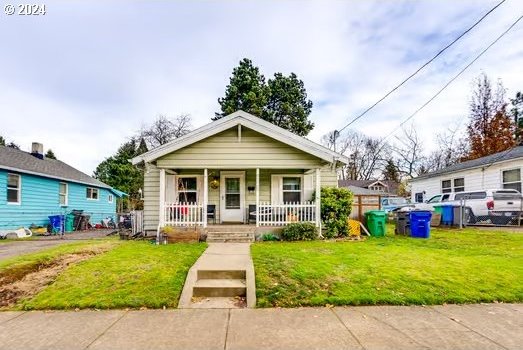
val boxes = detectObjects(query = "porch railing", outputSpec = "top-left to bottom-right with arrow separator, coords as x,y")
257,201 -> 316,226
164,202 -> 204,226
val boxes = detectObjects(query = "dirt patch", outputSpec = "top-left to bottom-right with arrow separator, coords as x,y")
0,245 -> 110,308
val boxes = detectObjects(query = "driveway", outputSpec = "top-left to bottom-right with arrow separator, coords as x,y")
0,303 -> 520,350
0,229 -> 115,261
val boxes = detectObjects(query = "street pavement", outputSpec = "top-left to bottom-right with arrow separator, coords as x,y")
0,303 -> 520,350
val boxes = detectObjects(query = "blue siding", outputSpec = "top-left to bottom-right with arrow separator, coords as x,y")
0,170 -> 117,230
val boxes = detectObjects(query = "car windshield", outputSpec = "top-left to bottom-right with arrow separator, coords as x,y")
427,195 -> 441,203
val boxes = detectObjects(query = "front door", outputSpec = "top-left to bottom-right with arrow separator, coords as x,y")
220,171 -> 245,223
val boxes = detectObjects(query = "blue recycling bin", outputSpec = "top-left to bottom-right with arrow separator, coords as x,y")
48,215 -> 64,233
440,204 -> 454,225
409,211 -> 432,238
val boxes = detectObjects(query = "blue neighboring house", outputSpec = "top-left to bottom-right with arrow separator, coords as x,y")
0,143 -> 125,230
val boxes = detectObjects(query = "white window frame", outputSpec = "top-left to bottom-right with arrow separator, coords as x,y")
59,182 -> 68,206
108,194 -> 114,203
7,173 -> 21,205
282,176 -> 303,204
453,177 -> 465,193
501,168 -> 522,192
441,179 -> 452,193
86,187 -> 99,200
442,177 -> 465,193
176,175 -> 199,203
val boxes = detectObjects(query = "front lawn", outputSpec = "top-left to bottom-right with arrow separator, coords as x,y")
251,226 -> 523,307
19,241 -> 207,310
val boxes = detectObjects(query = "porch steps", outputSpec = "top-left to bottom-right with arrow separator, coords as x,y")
193,270 -> 246,299
206,226 -> 255,243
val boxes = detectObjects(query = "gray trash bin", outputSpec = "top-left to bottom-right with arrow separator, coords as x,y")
452,205 -> 471,227
395,211 -> 410,235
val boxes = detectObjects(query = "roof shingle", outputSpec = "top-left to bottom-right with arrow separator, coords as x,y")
0,146 -> 110,188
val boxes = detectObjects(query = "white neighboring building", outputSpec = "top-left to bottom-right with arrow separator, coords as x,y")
410,146 -> 523,203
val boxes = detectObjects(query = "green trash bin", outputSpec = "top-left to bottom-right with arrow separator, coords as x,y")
433,205 -> 443,215
65,214 -> 75,233
364,210 -> 387,237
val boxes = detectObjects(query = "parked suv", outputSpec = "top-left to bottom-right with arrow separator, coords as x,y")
414,189 -> 522,225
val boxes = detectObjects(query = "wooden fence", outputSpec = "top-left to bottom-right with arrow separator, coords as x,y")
350,195 -> 382,222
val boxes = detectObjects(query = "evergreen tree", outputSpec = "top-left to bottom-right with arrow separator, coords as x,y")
45,149 -> 57,159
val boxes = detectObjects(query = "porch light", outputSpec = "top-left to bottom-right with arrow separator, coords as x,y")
210,177 -> 220,189
248,186 -> 255,194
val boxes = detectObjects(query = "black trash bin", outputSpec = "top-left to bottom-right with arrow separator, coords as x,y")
395,211 -> 410,235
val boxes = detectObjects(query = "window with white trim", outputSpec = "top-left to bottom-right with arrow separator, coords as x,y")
108,194 -> 114,203
59,182 -> 68,206
282,177 -> 301,203
86,187 -> 99,200
177,177 -> 197,203
369,185 -> 385,192
441,180 -> 452,193
453,178 -> 465,193
7,173 -> 20,204
414,192 -> 424,203
502,169 -> 521,192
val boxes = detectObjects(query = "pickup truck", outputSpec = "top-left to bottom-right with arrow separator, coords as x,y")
413,189 -> 522,225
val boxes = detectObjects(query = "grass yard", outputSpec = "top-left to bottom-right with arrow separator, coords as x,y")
0,240 -> 118,277
251,226 -> 523,307
20,241 -> 207,310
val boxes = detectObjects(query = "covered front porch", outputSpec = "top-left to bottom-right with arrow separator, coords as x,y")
158,167 -> 322,228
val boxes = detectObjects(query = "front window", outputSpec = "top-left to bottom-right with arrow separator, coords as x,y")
86,187 -> 99,200
7,173 -> 20,204
108,194 -> 114,203
414,193 -> 424,203
453,178 -> 465,192
178,177 -> 197,203
502,169 -> 521,192
282,177 -> 301,203
59,182 -> 68,206
441,180 -> 452,193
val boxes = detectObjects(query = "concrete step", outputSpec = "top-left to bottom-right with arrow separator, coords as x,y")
190,296 -> 247,309
207,226 -> 255,233
207,232 -> 254,238
197,270 -> 246,280
193,279 -> 246,297
206,238 -> 254,243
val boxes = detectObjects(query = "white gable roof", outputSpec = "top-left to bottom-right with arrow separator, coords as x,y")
132,110 -> 349,165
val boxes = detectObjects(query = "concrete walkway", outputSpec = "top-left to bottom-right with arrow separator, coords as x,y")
178,243 -> 256,308
0,304 -> 520,349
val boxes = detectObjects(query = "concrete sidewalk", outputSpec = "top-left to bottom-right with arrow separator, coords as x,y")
0,303 -> 520,350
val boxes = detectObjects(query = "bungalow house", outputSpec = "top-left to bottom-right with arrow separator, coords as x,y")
338,179 -> 399,196
409,146 -> 523,203
131,111 -> 349,236
0,143 -> 124,230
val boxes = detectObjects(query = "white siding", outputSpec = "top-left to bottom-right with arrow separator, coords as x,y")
410,158 -> 523,202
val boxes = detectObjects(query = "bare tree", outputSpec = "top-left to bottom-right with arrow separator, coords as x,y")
392,124 -> 425,179
141,114 -> 192,148
423,124 -> 469,172
322,130 -> 390,180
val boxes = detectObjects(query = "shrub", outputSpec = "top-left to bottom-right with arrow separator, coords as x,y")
320,186 -> 353,238
261,233 -> 279,241
280,222 -> 318,241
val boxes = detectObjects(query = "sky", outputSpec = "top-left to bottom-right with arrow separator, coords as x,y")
1,0 -> 522,175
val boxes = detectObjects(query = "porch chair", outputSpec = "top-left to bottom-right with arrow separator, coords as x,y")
207,204 -> 216,224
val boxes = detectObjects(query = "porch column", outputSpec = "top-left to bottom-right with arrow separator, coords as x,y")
315,168 -> 321,228
203,168 -> 208,228
159,168 -> 166,227
256,168 -> 260,227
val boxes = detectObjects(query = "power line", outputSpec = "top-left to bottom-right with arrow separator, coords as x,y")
379,14 -> 523,144
335,0 -> 507,135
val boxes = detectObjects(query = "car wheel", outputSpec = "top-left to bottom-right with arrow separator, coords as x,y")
490,215 -> 512,226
